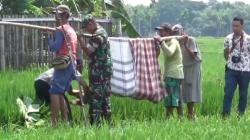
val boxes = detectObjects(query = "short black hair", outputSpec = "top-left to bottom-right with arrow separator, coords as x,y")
233,17 -> 244,25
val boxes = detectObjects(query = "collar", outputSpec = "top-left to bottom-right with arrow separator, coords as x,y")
232,31 -> 246,40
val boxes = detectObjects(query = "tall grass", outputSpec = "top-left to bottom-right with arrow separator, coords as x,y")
1,37 -> 250,139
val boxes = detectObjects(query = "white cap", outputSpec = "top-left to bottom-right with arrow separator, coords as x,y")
172,24 -> 183,31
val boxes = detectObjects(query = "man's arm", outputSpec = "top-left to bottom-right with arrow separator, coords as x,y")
160,40 -> 177,57
224,48 -> 229,61
185,47 -> 197,59
79,35 -> 105,57
78,36 -> 92,57
185,37 -> 198,59
48,30 -> 64,52
224,38 -> 230,61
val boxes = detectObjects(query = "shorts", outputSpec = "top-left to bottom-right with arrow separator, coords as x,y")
164,77 -> 182,107
49,63 -> 76,94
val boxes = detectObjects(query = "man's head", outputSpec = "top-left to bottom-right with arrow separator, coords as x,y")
172,24 -> 184,36
172,24 -> 188,43
232,17 -> 244,35
155,23 -> 172,37
53,5 -> 71,24
81,14 -> 97,34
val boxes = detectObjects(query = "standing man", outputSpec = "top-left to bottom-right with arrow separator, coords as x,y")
154,23 -> 184,118
47,5 -> 78,127
172,24 -> 202,120
79,14 -> 113,125
223,17 -> 250,117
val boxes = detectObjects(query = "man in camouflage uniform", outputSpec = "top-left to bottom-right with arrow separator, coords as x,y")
79,14 -> 113,125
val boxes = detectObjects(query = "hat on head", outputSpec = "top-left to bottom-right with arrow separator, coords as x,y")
81,14 -> 95,28
172,24 -> 183,31
53,5 -> 71,14
155,23 -> 172,31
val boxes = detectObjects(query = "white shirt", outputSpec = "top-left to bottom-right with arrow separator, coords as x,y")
224,32 -> 250,72
181,36 -> 202,67
35,68 -> 82,84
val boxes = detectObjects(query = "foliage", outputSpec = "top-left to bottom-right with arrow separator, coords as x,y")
0,0 -> 140,37
104,0 -> 141,37
3,116 -> 250,140
1,38 -> 250,140
126,0 -> 250,37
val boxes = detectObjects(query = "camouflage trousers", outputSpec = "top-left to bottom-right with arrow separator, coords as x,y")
89,80 -> 111,125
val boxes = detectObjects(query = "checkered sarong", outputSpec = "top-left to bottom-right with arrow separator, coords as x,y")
129,38 -> 167,102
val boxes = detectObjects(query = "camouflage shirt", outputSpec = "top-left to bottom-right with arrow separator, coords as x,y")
87,24 -> 113,84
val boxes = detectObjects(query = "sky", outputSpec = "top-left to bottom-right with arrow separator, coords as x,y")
123,0 -> 250,6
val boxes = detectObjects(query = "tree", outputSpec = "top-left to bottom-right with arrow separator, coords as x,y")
127,0 -> 250,37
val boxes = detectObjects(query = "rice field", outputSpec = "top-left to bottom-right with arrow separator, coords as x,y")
1,37 -> 250,140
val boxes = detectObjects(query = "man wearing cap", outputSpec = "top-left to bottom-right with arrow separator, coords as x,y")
154,23 -> 184,118
172,24 -> 202,120
46,5 -> 78,127
79,14 -> 112,125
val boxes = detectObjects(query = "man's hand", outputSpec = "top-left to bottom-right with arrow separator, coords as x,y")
154,36 -> 163,44
78,35 -> 86,49
90,36 -> 102,45
42,29 -> 52,38
179,35 -> 188,42
178,35 -> 189,47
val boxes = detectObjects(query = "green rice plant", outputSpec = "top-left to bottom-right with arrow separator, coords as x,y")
0,37 -> 250,140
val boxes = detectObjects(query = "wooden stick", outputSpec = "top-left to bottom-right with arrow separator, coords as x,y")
0,21 -> 96,37
160,36 -> 184,41
0,21 -> 56,31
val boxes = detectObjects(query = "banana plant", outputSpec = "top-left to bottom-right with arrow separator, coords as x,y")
1,0 -> 140,37
104,0 -> 141,37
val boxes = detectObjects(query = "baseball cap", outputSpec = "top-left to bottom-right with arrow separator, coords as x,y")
155,23 -> 172,31
81,14 -> 95,28
53,5 -> 71,14
172,24 -> 183,31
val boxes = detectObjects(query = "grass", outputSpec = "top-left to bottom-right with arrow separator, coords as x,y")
1,37 -> 250,140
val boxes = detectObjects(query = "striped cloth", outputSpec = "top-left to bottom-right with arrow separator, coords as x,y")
130,38 -> 167,102
109,37 -> 136,96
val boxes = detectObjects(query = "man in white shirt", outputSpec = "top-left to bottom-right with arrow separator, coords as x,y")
34,68 -> 85,106
223,17 -> 250,117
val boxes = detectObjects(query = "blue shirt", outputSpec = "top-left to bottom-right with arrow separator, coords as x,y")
48,31 -> 64,52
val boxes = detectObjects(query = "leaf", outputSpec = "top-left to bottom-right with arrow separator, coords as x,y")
16,98 -> 27,117
27,104 -> 40,113
111,10 -> 140,38
105,0 -> 130,18
16,96 -> 45,128
23,96 -> 33,107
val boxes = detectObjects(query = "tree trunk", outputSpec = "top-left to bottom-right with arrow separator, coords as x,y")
116,19 -> 122,37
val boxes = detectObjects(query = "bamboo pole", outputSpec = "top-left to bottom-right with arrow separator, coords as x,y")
0,21 -> 97,38
160,36 -> 184,41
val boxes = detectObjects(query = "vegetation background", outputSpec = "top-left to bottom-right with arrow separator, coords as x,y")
2,0 -> 250,37
2,37 -> 250,140
1,0 -> 250,139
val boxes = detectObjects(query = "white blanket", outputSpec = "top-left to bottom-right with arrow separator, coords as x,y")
109,37 -> 136,96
